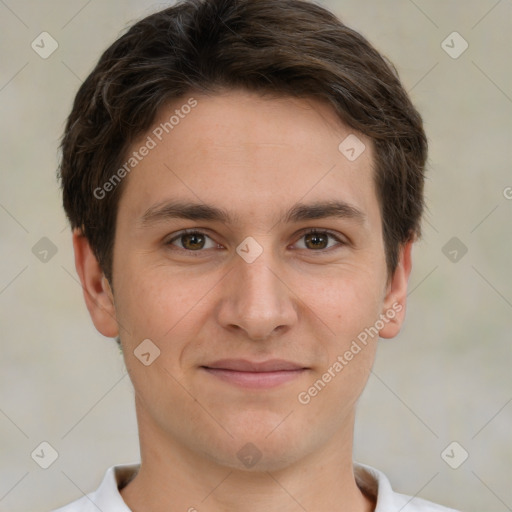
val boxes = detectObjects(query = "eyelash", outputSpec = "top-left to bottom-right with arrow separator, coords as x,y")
165,228 -> 346,255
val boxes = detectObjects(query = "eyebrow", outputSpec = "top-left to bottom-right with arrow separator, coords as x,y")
139,199 -> 366,228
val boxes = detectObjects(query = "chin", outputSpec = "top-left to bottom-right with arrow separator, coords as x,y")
208,422 -> 309,473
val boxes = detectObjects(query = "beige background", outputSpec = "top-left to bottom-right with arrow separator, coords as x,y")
1,1 -> 511,511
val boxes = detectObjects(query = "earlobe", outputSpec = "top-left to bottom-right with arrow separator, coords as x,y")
72,229 -> 119,338
378,240 -> 413,339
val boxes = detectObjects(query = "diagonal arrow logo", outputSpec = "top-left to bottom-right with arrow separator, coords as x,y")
338,134 -> 365,161
32,237 -> 58,262
441,31 -> 468,59
134,339 -> 161,366
236,442 -> 262,468
442,237 -> 467,263
236,237 -> 263,263
31,441 -> 59,469
31,31 -> 59,59
441,441 -> 468,469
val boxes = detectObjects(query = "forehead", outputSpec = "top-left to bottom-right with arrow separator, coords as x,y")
116,89 -> 379,229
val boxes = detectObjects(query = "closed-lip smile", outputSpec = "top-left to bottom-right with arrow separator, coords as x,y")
201,359 -> 308,389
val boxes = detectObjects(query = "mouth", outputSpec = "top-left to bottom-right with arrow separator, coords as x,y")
200,359 -> 309,389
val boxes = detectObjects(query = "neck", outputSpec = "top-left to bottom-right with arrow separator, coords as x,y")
121,403 -> 375,512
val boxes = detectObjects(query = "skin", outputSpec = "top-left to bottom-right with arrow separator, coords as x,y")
73,89 -> 413,512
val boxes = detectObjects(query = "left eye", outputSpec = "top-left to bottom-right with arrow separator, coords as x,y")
166,229 -> 344,252
294,230 -> 344,251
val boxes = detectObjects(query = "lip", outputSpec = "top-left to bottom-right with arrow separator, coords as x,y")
203,359 -> 306,372
201,359 -> 308,389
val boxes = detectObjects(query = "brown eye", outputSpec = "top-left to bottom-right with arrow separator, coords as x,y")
180,232 -> 206,250
304,232 -> 329,250
294,230 -> 345,251
167,230 -> 217,251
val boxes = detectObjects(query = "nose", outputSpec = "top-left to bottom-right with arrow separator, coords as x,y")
216,248 -> 298,341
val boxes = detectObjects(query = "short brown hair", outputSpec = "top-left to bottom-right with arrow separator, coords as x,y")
58,0 -> 427,284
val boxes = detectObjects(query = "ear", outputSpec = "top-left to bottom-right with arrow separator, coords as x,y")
72,229 -> 119,338
378,240 -> 413,339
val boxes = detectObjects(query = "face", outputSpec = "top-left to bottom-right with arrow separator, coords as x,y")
76,89 -> 411,472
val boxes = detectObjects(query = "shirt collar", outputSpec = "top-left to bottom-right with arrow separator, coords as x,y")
88,463 -> 139,511
92,461 -> 446,511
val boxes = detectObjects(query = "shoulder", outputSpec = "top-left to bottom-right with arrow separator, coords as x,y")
50,495 -> 93,512
389,491 -> 462,511
354,462 -> 462,512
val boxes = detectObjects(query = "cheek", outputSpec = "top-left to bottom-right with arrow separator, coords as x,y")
115,270 -> 209,406
296,268 -> 383,404
299,266 -> 384,341
113,265 -> 195,345
297,273 -> 381,412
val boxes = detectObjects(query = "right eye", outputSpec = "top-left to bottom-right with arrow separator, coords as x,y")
165,229 -> 221,253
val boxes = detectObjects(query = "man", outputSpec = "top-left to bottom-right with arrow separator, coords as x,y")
55,0 -> 460,510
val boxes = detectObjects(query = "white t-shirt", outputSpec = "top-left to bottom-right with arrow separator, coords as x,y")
50,462 -> 461,511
